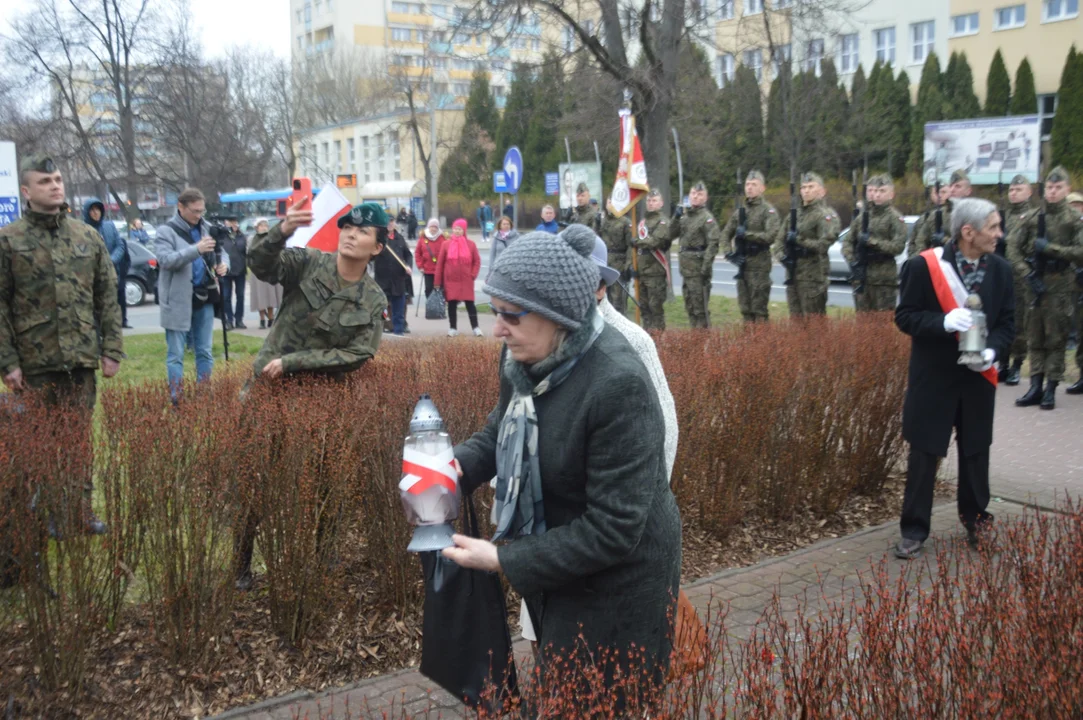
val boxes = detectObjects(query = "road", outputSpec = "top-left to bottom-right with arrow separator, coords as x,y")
125,255 -> 857,333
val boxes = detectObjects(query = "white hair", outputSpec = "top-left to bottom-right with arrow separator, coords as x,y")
951,198 -> 997,240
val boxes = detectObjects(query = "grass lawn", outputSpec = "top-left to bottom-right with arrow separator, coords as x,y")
661,294 -> 853,328
111,332 -> 265,386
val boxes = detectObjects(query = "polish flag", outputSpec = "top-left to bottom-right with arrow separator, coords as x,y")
285,184 -> 352,252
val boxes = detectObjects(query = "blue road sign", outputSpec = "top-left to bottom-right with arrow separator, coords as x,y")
544,172 -> 559,196
503,146 -> 523,194
493,171 -> 508,193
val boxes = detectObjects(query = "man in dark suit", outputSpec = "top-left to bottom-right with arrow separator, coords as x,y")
894,198 -> 1015,559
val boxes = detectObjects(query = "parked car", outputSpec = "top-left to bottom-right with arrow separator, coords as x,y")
125,241 -> 158,306
111,219 -> 156,243
828,215 -> 918,282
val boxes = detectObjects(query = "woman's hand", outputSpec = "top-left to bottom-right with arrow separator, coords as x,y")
442,535 -> 501,573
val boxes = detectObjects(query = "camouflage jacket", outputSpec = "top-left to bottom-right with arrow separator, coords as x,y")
572,203 -> 602,234
1006,201 -> 1083,295
912,200 -> 953,257
721,196 -> 780,269
634,211 -> 674,277
842,204 -> 907,286
248,225 -> 387,376
676,205 -> 722,278
0,208 -> 123,376
600,215 -> 633,270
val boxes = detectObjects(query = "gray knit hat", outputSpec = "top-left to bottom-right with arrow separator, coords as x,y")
483,225 -> 600,330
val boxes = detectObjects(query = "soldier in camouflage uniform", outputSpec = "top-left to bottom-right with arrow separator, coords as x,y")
0,154 -> 123,540
635,189 -> 674,331
600,204 -> 633,315
780,173 -> 840,317
676,181 -> 721,328
1008,167 -> 1083,411
912,171 -> 968,258
235,200 -> 389,590
1069,192 -> 1083,395
567,182 -> 602,234
1000,175 -> 1038,385
722,170 -> 779,322
842,174 -> 907,312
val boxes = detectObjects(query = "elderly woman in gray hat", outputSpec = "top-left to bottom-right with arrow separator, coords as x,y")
442,225 -> 682,690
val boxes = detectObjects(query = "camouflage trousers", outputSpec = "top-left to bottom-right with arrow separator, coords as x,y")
1010,275 -> 1029,363
853,283 -> 897,313
24,369 -> 97,498
737,267 -> 771,322
786,278 -> 828,317
606,264 -> 628,316
682,273 -> 710,328
1026,291 -> 1073,382
638,273 -> 668,331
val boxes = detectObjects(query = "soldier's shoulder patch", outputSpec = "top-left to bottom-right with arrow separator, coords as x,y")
768,208 -> 776,214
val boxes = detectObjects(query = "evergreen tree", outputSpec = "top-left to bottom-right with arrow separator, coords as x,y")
730,65 -> 765,172
893,70 -> 913,175
811,58 -> 848,175
985,50 -> 1011,116
845,64 -> 869,167
1010,58 -> 1037,115
670,42 -> 727,199
525,54 -> 564,192
463,68 -> 498,138
440,70 -> 499,195
495,64 -> 535,162
1050,46 -> 1083,173
948,52 -> 981,118
765,74 -> 786,178
911,52 -> 944,176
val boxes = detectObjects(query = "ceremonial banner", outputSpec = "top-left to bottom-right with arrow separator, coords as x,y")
606,108 -> 649,218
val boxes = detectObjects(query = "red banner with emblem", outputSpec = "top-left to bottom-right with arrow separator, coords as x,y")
606,108 -> 649,219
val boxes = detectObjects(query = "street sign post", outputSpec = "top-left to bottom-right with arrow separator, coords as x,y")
544,172 -> 559,196
493,171 -> 508,193
0,142 -> 20,228
503,147 -> 523,194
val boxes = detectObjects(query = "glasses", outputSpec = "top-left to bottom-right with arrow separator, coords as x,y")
490,306 -> 531,325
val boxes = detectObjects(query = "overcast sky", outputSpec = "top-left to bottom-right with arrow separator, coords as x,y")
0,0 -> 291,59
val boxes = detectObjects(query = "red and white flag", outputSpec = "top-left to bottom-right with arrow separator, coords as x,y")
285,184 -> 352,252
606,108 -> 649,218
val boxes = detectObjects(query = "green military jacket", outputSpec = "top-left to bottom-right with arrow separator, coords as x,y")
912,200 -> 953,257
676,205 -> 722,279
842,203 -> 907,287
777,198 -> 839,281
721,196 -> 780,269
0,207 -> 123,377
634,210 -> 674,277
1007,200 -> 1083,296
600,214 -> 633,272
249,225 -> 387,376
1005,201 -> 1037,244
572,203 -> 601,233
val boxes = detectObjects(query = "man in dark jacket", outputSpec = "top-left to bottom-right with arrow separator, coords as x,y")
218,214 -> 248,329
84,197 -> 132,329
372,219 -> 413,335
894,198 -> 1014,559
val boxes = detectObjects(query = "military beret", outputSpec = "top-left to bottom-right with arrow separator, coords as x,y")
1046,166 -> 1070,184
1010,174 -> 1030,186
691,181 -> 707,191
1066,192 -> 1083,205
576,182 -> 590,194
801,172 -> 824,186
337,202 -> 389,230
20,154 -> 57,175
949,169 -> 969,185
647,188 -> 662,198
745,170 -> 765,183
874,174 -> 894,187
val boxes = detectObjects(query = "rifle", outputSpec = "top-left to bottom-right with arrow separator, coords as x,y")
932,179 -> 945,249
781,174 -> 800,286
1025,174 -> 1048,308
726,168 -> 748,281
850,171 -> 870,295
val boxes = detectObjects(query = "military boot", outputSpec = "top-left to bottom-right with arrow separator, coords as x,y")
1015,374 -> 1044,407
1004,359 -> 1023,386
1040,381 -> 1058,410
1066,377 -> 1083,395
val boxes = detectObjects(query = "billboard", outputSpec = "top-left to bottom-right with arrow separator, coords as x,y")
0,142 -> 20,228
923,115 -> 1040,186
557,162 -> 602,210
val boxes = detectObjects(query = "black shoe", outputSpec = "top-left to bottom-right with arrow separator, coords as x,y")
894,538 -> 923,559
966,527 -> 980,549
1016,374 -> 1044,407
1040,381 -> 1057,410
1004,365 -> 1022,386
224,320 -> 234,330
122,322 -> 133,329
235,320 -> 247,329
259,319 -> 266,329
1066,378 -> 1083,395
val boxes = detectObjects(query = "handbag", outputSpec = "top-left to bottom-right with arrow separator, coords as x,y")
419,496 -> 518,710
425,287 -> 448,320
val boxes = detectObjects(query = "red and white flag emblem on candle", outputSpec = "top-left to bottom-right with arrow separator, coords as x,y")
285,184 -> 352,252
606,108 -> 649,218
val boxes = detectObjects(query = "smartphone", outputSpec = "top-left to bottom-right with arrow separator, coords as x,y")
289,177 -> 313,211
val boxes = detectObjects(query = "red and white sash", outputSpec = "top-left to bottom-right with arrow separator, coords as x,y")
919,248 -> 997,387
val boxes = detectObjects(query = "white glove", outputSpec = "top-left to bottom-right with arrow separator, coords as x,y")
967,348 -> 996,373
944,308 -> 973,333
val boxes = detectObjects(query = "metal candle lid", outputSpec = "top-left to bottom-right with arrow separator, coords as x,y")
409,394 -> 446,433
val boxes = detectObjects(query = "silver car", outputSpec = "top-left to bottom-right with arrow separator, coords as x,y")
828,215 -> 919,282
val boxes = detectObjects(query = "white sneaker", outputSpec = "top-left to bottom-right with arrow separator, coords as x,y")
447,329 -> 459,337
473,327 -> 484,337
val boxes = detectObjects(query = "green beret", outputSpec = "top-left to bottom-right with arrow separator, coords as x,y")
337,202 -> 389,230
1010,174 -> 1030,186
576,182 -> 590,194
871,174 -> 894,187
1046,166 -> 1070,184
19,154 -> 57,175
745,170 -> 765,183
949,169 -> 969,185
801,172 -> 824,186
647,188 -> 662,198
691,181 -> 707,192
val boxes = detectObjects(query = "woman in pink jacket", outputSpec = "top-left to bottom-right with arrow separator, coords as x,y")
435,218 -> 482,337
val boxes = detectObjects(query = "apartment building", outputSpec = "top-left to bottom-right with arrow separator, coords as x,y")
948,0 -> 1080,137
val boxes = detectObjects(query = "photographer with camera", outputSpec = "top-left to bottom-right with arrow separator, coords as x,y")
155,188 -> 229,403
216,213 -> 248,329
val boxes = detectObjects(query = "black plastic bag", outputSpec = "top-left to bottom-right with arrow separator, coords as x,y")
419,497 -> 517,710
425,287 -> 448,320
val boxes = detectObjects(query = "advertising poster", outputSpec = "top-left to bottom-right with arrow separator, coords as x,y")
923,116 -> 1040,185
558,162 -> 603,210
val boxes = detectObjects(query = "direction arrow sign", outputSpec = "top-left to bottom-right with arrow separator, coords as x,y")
503,146 -> 523,194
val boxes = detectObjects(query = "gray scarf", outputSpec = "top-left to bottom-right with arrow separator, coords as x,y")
490,308 -> 605,541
